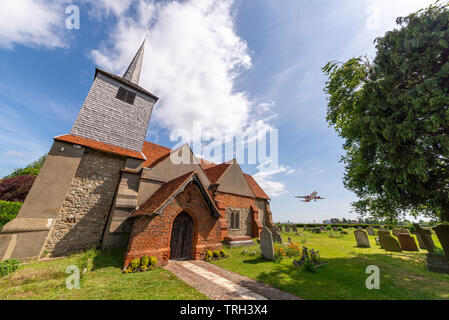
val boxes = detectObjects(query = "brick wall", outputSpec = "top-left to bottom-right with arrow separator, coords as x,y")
215,192 -> 256,238
43,150 -> 125,257
125,182 -> 222,267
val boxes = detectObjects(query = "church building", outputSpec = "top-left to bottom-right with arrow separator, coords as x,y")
0,37 -> 274,267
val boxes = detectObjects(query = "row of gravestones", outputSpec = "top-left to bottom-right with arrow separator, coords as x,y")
354,224 -> 449,260
354,227 -> 417,252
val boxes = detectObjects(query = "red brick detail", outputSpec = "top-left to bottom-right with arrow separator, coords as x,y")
250,205 -> 263,238
124,182 -> 222,268
54,134 -> 146,160
214,191 -> 262,239
224,236 -> 252,242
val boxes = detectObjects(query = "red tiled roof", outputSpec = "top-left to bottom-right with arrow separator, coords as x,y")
204,163 -> 230,183
199,159 -> 216,170
131,171 -> 195,218
141,141 -> 172,168
244,174 -> 270,200
54,134 -> 146,160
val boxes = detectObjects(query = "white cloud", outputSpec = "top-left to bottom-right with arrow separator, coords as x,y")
0,0 -> 68,49
363,0 -> 436,32
91,0 -> 254,136
253,161 -> 295,197
89,0 -> 289,192
82,0 -> 134,19
5,150 -> 27,158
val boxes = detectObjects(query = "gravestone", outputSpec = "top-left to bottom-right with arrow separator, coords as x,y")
292,225 -> 298,233
378,227 -> 390,234
260,227 -> 274,261
366,227 -> 375,236
377,230 -> 391,249
332,226 -> 338,232
320,226 -> 326,232
285,225 -> 291,233
354,230 -> 371,248
433,224 -> 449,259
380,235 -> 402,252
397,233 -> 419,251
413,224 -> 435,252
278,225 -> 283,232
392,227 -> 401,237
272,226 -> 282,244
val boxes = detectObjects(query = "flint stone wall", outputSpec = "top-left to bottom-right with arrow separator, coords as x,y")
44,150 -> 125,257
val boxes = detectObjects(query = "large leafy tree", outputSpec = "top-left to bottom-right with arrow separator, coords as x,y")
5,155 -> 46,178
323,2 -> 449,222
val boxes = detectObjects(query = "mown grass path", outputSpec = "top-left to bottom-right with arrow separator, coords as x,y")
212,228 -> 449,300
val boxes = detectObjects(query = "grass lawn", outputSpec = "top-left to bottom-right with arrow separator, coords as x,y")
0,249 -> 207,300
212,228 -> 449,300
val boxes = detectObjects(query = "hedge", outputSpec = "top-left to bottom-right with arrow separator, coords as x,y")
0,201 -> 22,230
279,223 -> 412,231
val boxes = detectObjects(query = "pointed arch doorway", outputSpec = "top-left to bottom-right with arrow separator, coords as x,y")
170,212 -> 194,260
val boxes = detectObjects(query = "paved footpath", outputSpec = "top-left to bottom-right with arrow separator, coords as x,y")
164,260 -> 302,300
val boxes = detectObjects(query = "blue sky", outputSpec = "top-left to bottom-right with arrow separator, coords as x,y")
0,0 -> 435,223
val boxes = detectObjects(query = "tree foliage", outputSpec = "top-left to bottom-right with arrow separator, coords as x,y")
323,2 -> 449,222
5,155 -> 46,178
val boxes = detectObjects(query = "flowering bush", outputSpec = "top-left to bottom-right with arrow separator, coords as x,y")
274,244 -> 287,263
286,241 -> 302,258
293,246 -> 322,273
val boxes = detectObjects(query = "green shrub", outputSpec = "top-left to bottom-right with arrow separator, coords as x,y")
0,259 -> 21,277
130,259 -> 140,272
150,256 -> 157,267
0,201 -> 22,230
140,255 -> 150,267
213,250 -> 220,258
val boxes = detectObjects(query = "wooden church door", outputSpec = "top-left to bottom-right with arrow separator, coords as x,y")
170,212 -> 194,260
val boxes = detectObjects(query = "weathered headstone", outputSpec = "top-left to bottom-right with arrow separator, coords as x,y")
292,225 -> 298,233
413,224 -> 435,252
354,230 -> 371,248
278,225 -> 283,232
272,226 -> 283,244
392,227 -> 402,237
366,227 -> 375,236
320,226 -> 326,232
377,230 -> 390,249
285,225 -> 291,233
434,224 -> 449,259
397,233 -> 419,251
380,235 -> 402,252
332,226 -> 338,232
260,227 -> 274,261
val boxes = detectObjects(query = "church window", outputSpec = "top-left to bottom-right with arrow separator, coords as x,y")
116,87 -> 136,105
230,212 -> 240,229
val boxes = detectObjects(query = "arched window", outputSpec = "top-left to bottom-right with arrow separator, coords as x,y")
230,211 -> 240,230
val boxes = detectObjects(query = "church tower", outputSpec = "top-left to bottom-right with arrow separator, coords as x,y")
70,38 -> 157,152
0,37 -> 158,261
